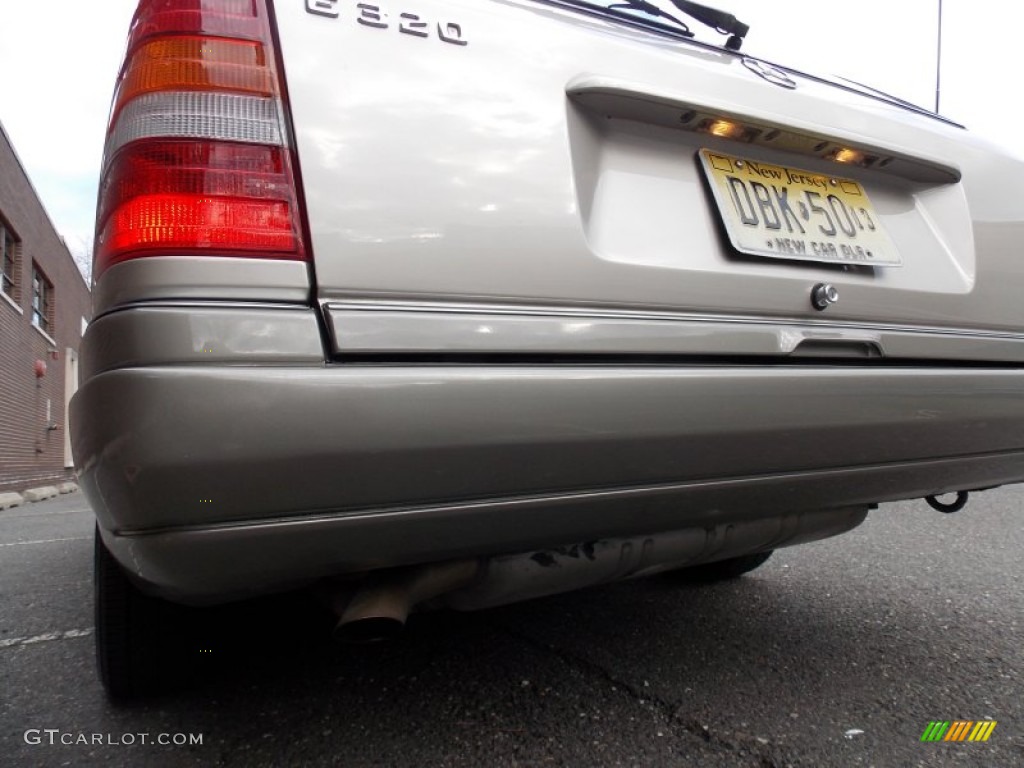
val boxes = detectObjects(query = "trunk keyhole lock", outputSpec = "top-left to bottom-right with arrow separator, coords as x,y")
811,283 -> 839,311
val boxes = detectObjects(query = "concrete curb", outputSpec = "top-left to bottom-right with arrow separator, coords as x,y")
21,486 -> 61,502
0,492 -> 23,510
1,483 -> 77,508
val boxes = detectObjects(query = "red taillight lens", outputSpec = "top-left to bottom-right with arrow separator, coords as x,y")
94,0 -> 305,279
96,141 -> 301,273
128,0 -> 265,52
103,195 -> 296,259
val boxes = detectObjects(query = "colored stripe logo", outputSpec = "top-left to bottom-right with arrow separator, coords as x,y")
920,721 -> 997,742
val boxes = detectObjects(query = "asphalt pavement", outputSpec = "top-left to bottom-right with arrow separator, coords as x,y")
1,488 -> 1021,767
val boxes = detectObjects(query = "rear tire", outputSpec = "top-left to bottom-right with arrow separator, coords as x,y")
673,550 -> 774,582
94,526 -> 187,700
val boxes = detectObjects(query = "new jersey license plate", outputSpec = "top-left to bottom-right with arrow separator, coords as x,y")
699,149 -> 901,267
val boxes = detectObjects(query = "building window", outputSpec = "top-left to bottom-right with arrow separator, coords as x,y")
1,220 -> 19,301
32,264 -> 54,335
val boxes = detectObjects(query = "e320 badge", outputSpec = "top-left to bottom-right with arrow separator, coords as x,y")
306,0 -> 468,46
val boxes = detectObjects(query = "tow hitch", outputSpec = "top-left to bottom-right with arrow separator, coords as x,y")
925,491 -> 970,513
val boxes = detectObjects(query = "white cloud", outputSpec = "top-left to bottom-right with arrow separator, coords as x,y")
0,0 -> 136,259
724,0 -> 940,109
700,0 -> 1024,157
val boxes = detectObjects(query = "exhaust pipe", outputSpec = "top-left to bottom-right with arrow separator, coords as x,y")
334,560 -> 480,643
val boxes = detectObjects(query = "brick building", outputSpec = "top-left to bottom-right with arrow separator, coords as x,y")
1,121 -> 92,494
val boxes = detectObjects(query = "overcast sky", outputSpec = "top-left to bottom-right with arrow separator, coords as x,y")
0,0 -> 1021,272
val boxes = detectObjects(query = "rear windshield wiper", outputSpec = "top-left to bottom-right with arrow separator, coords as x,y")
668,0 -> 749,50
607,1 -> 692,35
610,0 -> 749,50
561,0 -> 753,50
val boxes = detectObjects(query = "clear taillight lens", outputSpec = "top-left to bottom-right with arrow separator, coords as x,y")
94,0 -> 305,278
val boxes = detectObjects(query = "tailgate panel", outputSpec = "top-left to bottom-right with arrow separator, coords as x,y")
273,0 -> 1024,351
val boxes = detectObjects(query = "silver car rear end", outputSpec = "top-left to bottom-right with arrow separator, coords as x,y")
74,0 -> 1024,607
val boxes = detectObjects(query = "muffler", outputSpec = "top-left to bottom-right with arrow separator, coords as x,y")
333,506 -> 869,639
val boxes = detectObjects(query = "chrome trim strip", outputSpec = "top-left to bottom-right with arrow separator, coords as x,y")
326,299 -> 1024,339
325,301 -> 1024,362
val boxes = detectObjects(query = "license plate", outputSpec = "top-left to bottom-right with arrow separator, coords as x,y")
699,149 -> 901,267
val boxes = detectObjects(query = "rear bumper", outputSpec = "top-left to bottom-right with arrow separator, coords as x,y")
73,363 -> 1024,601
